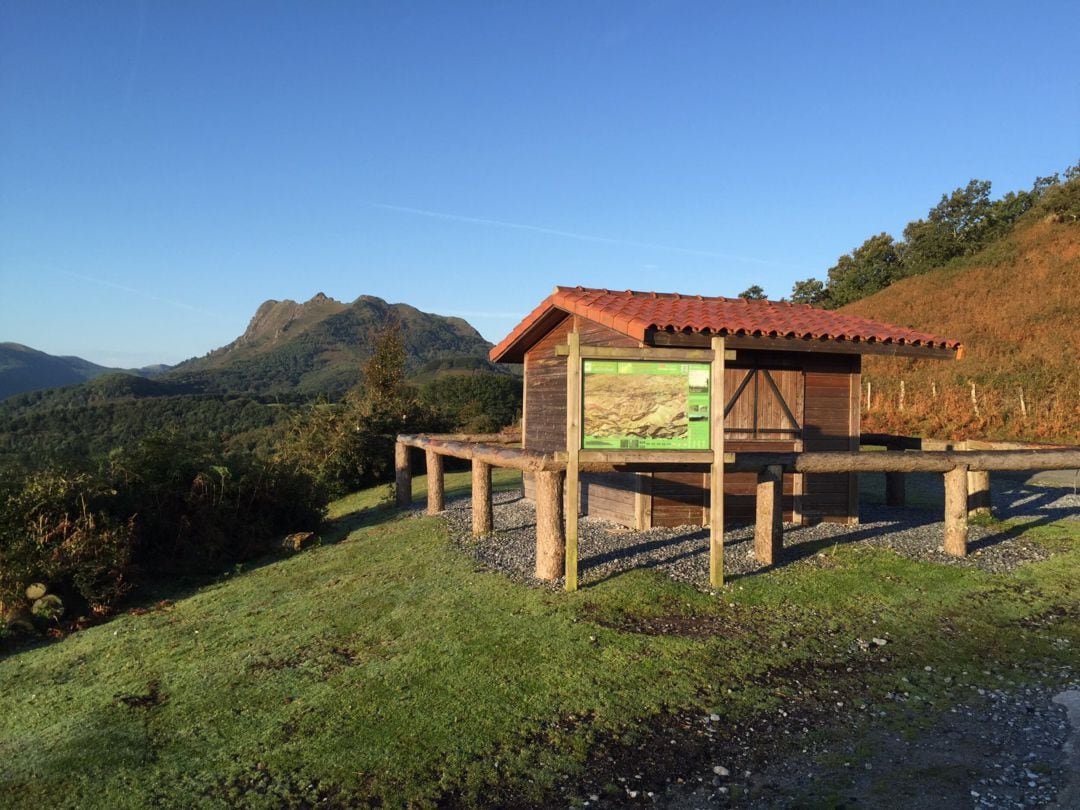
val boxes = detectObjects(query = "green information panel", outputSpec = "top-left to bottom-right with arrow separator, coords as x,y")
581,360 -> 710,450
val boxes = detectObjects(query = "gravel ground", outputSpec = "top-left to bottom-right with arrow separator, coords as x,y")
437,476 -> 1079,591
658,679 -> 1080,809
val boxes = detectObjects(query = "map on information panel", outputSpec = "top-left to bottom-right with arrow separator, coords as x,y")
581,360 -> 710,450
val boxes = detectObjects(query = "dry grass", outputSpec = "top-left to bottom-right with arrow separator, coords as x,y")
844,218 -> 1080,443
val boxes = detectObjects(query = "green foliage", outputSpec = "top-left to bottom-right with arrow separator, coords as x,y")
0,470 -> 135,612
0,436 -> 326,616
789,277 -> 827,305
278,320 -> 447,497
738,284 -> 767,300
107,435 -> 326,575
826,232 -> 902,307
1036,173 -> 1080,223
0,382 -> 292,470
420,373 -> 522,433
810,162 -> 1078,308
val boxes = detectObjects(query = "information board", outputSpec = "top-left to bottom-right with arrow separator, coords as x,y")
581,360 -> 710,450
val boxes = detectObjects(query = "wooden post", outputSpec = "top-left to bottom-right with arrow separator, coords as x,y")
535,470 -> 565,580
472,460 -> 493,536
967,469 -> 992,518
709,336 -> 726,588
944,464 -> 969,556
395,441 -> 412,507
754,464 -> 783,565
564,331 -> 581,592
425,449 -> 444,515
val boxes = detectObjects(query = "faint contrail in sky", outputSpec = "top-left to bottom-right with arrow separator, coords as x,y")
62,271 -> 223,318
362,201 -> 809,270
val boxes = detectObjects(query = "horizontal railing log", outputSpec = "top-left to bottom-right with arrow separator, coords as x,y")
396,432 -> 1079,583
727,449 -> 1080,474
397,434 -> 561,472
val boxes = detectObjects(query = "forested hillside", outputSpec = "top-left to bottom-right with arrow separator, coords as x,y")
0,343 -> 162,401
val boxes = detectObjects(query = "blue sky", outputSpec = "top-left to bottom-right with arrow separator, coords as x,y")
2,1 -> 1077,367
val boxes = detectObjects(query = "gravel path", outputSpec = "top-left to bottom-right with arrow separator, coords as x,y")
437,476 -> 1078,591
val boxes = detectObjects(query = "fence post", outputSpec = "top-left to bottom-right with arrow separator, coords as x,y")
535,470 -> 565,581
472,460 -> 493,536
425,449 -> 444,515
944,464 -> 969,556
967,470 -> 992,518
395,442 -> 412,507
754,464 -> 783,565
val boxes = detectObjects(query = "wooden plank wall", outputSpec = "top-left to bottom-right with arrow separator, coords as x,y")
580,472 -> 638,523
521,321 -> 860,527
801,354 -> 860,523
724,359 -> 803,442
523,314 -> 573,454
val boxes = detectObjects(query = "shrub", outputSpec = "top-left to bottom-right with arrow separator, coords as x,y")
0,436 -> 328,619
0,470 -> 134,613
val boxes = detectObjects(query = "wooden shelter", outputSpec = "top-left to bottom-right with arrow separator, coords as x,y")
490,286 -> 963,535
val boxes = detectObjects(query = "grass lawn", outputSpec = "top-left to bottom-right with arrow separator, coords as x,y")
1,470 -> 1077,807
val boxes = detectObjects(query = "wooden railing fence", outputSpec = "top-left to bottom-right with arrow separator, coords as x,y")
396,432 -> 1080,588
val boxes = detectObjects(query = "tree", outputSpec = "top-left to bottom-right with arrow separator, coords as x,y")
902,179 -> 993,276
278,316 -> 443,496
826,233 -> 901,307
738,285 -> 767,300
362,316 -> 406,407
790,278 -> 827,305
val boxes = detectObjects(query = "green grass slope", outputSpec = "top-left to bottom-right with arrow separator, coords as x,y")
2,472 -> 1077,807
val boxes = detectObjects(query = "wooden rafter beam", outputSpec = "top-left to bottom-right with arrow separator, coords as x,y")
648,329 -> 959,360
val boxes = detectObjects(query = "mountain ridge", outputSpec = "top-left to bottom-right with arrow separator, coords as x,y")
0,342 -> 165,401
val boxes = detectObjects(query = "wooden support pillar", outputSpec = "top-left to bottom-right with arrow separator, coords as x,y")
885,472 -> 906,507
425,449 -> 444,515
535,470 -> 566,580
564,331 -> 582,591
709,336 -> 726,587
754,464 -> 783,565
395,442 -> 412,508
967,469 -> 992,517
944,464 -> 969,557
471,460 -> 493,536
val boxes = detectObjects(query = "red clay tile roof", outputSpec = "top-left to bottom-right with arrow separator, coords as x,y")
490,286 -> 962,363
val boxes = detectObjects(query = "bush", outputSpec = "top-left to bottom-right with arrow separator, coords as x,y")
0,470 -> 134,613
0,436 -> 328,618
107,435 -> 327,575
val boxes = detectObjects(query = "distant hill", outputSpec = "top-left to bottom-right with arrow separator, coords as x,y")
166,293 -> 499,398
0,343 -> 165,401
842,208 -> 1079,443
0,294 -> 515,468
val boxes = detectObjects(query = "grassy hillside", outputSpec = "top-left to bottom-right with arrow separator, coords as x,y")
2,472 -> 1077,807
843,216 -> 1080,443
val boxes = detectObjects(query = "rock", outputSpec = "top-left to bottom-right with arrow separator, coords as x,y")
282,532 -> 319,553
712,765 -> 730,777
25,582 -> 48,600
872,637 -> 888,646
